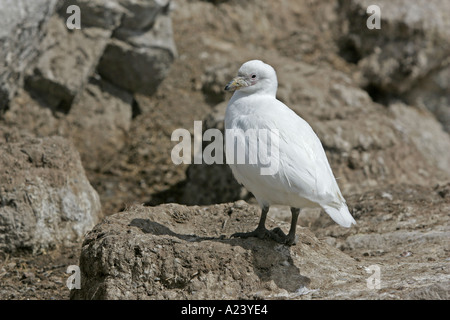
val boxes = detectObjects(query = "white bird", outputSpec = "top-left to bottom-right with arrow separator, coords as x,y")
224,60 -> 356,245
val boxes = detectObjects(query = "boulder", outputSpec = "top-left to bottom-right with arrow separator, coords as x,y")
402,65 -> 450,133
0,135 -> 102,254
387,102 -> 450,173
57,0 -> 124,30
117,0 -> 171,31
0,0 -> 58,112
24,15 -> 113,113
70,202 -> 361,299
337,0 -> 450,130
97,12 -> 177,96
337,0 -> 450,92
1,88 -> 63,139
1,0 -> 178,214
2,75 -> 133,174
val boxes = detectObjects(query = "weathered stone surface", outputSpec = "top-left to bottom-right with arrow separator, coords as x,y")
70,203 -> 361,299
20,0 -> 176,114
337,0 -> 450,93
1,88 -> 62,139
337,0 -> 450,132
402,64 -> 450,133
0,0 -> 58,112
0,0 -> 178,215
311,184 -> 450,299
57,0 -> 124,30
0,135 -> 102,254
97,13 -> 177,96
388,102 -> 450,173
117,0 -> 171,31
64,78 -> 133,171
25,15 -> 112,113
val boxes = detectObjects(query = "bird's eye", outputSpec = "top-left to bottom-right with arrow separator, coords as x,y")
251,74 -> 256,79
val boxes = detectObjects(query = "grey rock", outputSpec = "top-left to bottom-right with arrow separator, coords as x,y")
337,0 -> 450,133
70,203 -> 359,299
60,0 -> 169,31
0,135 -> 102,254
0,0 -> 58,112
402,64 -> 450,133
23,0 -> 176,113
57,0 -> 125,30
118,0 -> 171,31
97,13 -> 177,96
25,15 -> 112,113
388,102 -> 450,173
337,0 -> 450,95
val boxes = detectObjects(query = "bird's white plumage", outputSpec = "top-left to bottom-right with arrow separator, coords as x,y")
225,60 -> 356,228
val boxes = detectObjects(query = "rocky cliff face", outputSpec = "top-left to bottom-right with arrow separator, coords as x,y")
0,0 -> 449,300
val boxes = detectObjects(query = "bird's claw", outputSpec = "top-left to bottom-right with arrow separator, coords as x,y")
231,227 -> 271,240
269,227 -> 297,245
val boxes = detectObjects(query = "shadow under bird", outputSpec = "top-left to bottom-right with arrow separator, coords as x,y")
224,60 -> 356,245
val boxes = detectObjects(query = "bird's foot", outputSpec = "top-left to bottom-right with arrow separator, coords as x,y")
231,227 -> 297,245
231,226 -> 272,240
270,227 -> 298,246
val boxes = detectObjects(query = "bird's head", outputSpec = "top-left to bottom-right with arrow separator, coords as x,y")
224,60 -> 278,96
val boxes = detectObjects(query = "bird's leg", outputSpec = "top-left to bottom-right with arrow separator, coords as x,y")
231,206 -> 271,240
271,207 -> 300,245
286,207 -> 300,245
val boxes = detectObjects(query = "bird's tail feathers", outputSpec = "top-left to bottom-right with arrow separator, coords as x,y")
321,203 -> 356,228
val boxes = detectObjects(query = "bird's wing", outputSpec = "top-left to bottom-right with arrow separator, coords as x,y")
270,100 -> 355,226
230,97 -> 345,207
280,119 -> 345,206
278,102 -> 345,206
